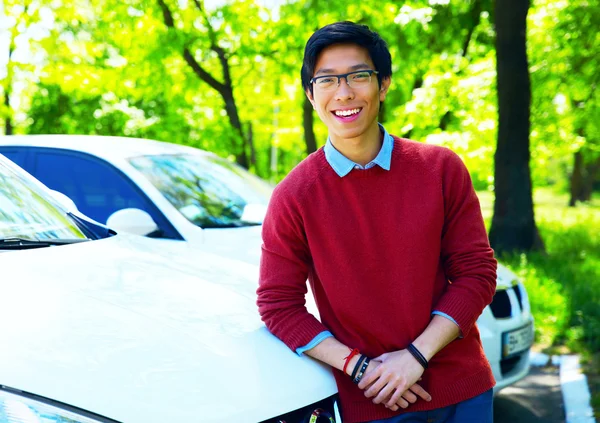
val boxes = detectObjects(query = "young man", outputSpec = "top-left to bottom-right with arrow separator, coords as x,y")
257,21 -> 497,423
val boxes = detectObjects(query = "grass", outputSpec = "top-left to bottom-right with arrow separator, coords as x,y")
477,188 -> 600,418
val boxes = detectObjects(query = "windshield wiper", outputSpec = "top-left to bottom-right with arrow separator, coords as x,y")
0,237 -> 89,250
200,221 -> 262,229
67,212 -> 115,240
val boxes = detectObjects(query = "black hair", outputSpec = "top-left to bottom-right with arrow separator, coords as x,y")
301,21 -> 392,95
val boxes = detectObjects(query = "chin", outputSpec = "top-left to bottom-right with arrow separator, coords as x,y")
331,127 -> 367,140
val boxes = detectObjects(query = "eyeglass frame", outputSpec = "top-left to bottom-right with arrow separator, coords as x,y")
309,69 -> 380,90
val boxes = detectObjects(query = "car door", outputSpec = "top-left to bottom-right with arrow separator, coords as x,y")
30,148 -> 183,240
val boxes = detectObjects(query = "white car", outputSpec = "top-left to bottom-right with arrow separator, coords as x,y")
0,135 -> 534,392
0,155 -> 340,422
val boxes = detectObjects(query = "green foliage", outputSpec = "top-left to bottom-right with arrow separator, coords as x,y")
480,189 -> 600,352
528,0 -> 600,187
2,0 -> 598,192
508,254 -> 569,346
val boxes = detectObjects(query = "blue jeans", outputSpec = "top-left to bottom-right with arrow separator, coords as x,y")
367,389 -> 493,423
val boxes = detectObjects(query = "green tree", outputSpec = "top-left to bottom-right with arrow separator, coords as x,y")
11,0 -> 598,204
1,1 -> 39,135
527,0 -> 599,205
489,0 -> 544,254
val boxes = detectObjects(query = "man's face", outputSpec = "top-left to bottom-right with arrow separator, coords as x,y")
307,44 -> 390,142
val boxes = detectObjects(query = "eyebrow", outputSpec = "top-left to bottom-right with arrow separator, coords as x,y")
314,63 -> 372,76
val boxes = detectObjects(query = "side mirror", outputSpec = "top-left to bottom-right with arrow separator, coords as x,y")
106,208 -> 159,236
49,190 -> 78,212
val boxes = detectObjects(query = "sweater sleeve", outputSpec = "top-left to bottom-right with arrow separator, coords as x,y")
433,149 -> 497,337
256,183 -> 329,351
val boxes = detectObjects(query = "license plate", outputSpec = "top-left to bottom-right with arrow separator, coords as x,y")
502,323 -> 534,358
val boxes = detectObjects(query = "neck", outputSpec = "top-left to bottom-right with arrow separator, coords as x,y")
329,122 -> 383,166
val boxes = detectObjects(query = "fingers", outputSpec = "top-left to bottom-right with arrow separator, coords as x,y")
402,390 -> 418,404
384,385 -> 427,410
357,355 -> 432,412
385,388 -> 406,408
372,382 -> 396,405
363,374 -> 389,398
384,395 -> 400,412
357,361 -> 381,390
408,383 -> 432,402
394,396 -> 410,409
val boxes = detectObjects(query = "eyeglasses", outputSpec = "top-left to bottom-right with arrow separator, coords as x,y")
310,70 -> 379,92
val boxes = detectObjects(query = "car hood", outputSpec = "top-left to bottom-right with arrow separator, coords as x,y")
201,225 -> 264,265
0,234 -> 336,423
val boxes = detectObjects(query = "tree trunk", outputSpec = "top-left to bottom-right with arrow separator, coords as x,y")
222,93 -> 249,169
246,121 -> 256,168
569,151 -> 585,206
303,96 -> 317,155
4,24 -> 16,136
218,52 -> 249,168
489,0 -> 544,254
570,151 -> 600,205
222,86 -> 249,168
4,91 -> 12,135
582,156 -> 600,201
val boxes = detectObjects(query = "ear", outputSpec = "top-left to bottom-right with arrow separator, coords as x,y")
305,89 -> 316,110
379,77 -> 391,102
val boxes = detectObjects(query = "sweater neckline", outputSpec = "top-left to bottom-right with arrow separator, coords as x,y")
316,137 -> 403,179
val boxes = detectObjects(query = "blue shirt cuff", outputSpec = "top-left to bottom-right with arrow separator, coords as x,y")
296,331 -> 334,356
432,310 -> 464,338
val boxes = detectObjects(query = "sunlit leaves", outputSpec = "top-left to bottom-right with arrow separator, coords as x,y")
5,0 -> 597,189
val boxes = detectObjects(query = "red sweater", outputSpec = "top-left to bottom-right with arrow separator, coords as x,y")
257,137 -> 497,422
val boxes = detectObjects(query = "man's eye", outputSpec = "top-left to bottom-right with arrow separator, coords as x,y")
351,72 -> 370,81
318,78 -> 336,85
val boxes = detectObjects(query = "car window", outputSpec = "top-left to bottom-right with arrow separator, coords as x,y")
0,149 -> 26,168
33,152 -> 161,228
129,154 -> 273,228
0,160 -> 87,241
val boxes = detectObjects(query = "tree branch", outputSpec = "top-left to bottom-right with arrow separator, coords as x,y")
212,45 -> 232,88
192,0 -> 218,46
183,48 -> 225,93
156,0 -> 175,27
435,0 -> 483,130
461,0 -> 483,58
190,0 -> 232,87
156,0 -> 225,93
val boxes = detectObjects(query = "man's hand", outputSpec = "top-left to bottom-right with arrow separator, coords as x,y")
358,350 -> 431,411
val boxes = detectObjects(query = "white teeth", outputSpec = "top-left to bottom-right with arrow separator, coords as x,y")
334,108 -> 361,117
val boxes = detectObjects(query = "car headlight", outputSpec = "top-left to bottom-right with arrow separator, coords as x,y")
0,386 -> 114,423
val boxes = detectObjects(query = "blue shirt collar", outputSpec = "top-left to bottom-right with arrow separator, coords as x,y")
324,123 -> 394,177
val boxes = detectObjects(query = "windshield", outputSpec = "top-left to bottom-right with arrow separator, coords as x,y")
129,154 -> 273,229
0,159 -> 87,241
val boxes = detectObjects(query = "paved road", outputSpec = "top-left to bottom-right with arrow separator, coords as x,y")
494,365 -> 565,423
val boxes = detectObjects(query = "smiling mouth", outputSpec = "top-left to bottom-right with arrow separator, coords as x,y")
332,108 -> 362,117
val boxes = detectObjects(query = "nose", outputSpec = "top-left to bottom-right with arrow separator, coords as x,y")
334,77 -> 355,101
